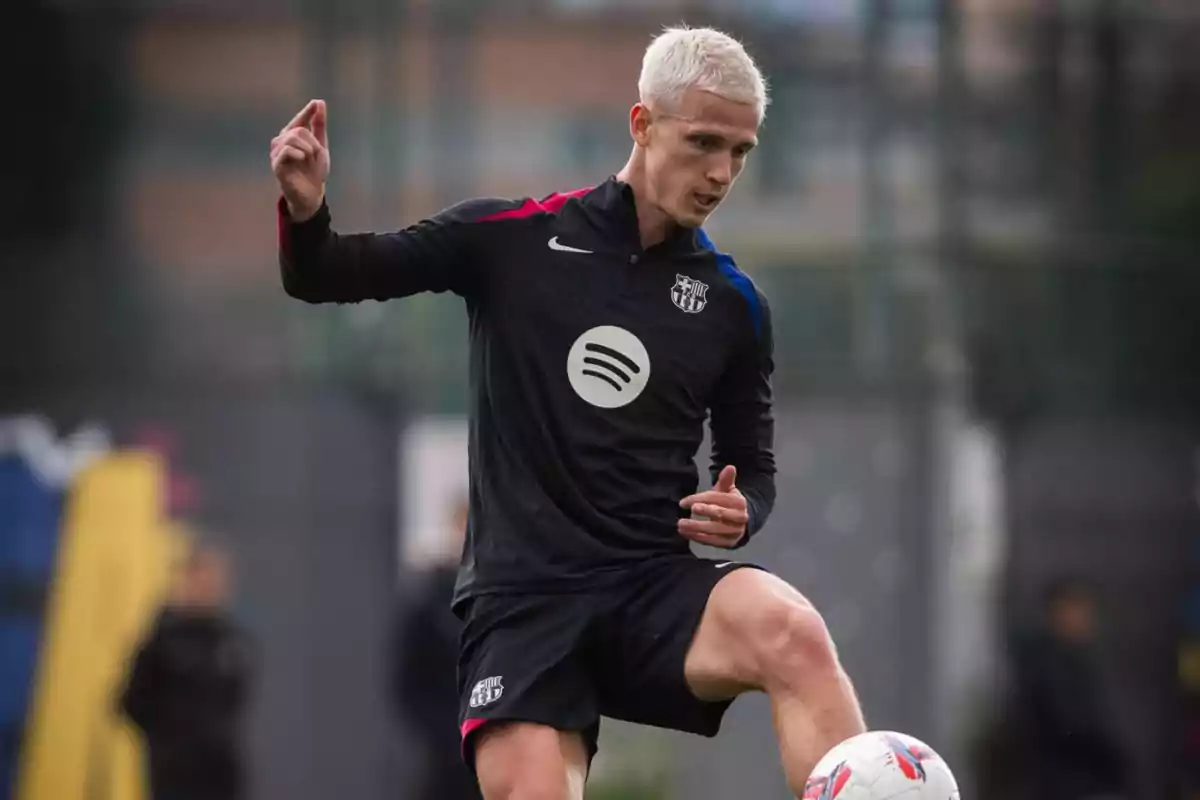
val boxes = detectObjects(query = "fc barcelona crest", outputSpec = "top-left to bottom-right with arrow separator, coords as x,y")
671,274 -> 709,314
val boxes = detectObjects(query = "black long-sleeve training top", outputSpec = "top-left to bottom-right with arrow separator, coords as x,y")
278,176 -> 776,611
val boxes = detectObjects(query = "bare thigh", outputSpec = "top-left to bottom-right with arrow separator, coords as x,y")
684,567 -> 823,700
473,721 -> 589,800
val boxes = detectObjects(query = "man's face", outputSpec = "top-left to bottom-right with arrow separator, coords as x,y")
174,549 -> 231,610
635,88 -> 760,228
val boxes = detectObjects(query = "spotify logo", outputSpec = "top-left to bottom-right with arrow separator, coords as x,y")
566,325 -> 651,409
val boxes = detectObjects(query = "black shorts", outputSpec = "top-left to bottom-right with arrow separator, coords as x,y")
456,555 -> 763,771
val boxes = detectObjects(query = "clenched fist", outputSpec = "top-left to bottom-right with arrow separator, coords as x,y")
271,99 -> 330,222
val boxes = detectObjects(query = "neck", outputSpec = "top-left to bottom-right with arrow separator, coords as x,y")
615,149 -> 674,249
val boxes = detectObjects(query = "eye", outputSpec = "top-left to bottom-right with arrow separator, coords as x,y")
687,134 -> 722,152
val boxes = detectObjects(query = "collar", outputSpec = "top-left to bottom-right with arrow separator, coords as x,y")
578,176 -> 702,256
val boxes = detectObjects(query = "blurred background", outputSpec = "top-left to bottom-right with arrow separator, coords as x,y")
3,0 -> 1200,798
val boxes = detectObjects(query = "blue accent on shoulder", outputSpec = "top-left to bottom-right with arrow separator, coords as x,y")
695,228 -> 762,340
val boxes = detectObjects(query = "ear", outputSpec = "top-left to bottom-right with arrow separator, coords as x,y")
630,103 -> 652,147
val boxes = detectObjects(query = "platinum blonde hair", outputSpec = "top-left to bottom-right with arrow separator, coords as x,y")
638,26 -> 769,123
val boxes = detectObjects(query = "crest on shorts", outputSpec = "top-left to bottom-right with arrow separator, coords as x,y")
469,676 -> 504,708
671,274 -> 709,314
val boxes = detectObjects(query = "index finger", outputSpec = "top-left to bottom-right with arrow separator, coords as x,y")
283,100 -> 319,133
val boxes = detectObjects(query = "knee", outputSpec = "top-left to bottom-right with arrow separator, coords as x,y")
474,723 -> 585,800
479,777 -> 569,800
478,761 -> 567,800
745,597 -> 840,689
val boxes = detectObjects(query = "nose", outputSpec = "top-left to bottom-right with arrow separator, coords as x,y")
707,154 -> 733,188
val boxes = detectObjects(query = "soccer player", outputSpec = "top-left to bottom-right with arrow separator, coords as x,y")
272,26 -> 867,800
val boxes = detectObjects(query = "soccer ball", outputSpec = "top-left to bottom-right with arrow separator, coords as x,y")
803,730 -> 960,800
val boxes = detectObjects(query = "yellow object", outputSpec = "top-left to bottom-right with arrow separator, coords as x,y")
16,451 -> 173,800
1180,642 -> 1200,693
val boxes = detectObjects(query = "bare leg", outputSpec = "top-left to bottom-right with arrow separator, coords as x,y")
472,722 -> 588,800
685,569 -> 867,795
766,649 -> 866,788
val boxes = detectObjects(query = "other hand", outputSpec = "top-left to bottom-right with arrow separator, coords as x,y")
678,465 -> 748,549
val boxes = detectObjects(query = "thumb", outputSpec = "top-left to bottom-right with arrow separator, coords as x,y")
311,100 -> 328,147
716,465 -> 737,493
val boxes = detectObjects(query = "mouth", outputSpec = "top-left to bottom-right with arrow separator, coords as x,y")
693,192 -> 721,211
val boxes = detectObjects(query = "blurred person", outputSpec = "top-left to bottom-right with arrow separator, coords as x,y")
392,495 -> 482,800
1011,577 -> 1129,800
120,544 -> 254,800
273,26 -> 867,799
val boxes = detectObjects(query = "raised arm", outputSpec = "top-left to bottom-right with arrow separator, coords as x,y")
278,195 -> 508,304
272,99 -> 506,303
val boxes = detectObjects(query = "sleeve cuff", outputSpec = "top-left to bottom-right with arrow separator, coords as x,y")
278,196 -> 331,258
277,195 -> 329,228
730,493 -> 763,549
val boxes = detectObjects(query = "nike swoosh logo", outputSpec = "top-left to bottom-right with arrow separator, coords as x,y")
714,561 -> 736,569
548,236 -> 592,254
